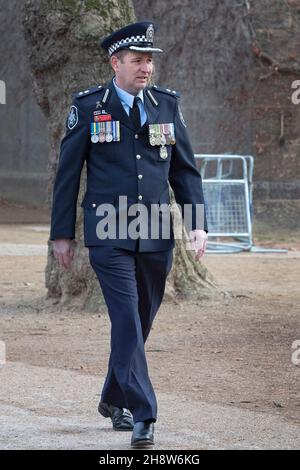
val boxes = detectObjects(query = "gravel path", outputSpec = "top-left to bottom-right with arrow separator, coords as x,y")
0,362 -> 299,450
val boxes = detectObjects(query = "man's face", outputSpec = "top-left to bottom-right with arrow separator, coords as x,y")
111,51 -> 153,95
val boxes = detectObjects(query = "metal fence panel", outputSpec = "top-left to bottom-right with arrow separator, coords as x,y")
203,180 -> 250,236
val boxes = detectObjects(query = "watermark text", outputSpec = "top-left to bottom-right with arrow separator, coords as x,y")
0,80 -> 6,104
291,80 -> 300,105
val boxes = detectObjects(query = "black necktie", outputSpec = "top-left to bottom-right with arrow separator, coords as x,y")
129,97 -> 141,130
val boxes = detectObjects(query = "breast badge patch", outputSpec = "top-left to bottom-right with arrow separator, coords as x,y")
67,105 -> 78,130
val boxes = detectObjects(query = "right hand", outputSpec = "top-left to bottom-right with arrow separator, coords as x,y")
53,238 -> 75,269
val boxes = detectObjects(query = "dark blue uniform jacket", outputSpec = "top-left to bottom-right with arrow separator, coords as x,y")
50,78 -> 207,252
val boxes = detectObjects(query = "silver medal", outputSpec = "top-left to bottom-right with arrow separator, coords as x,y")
149,125 -> 156,146
91,134 -> 99,143
160,145 -> 168,159
160,134 -> 166,145
150,136 -> 156,146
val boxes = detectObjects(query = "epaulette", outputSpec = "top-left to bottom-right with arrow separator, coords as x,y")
151,84 -> 180,98
73,85 -> 103,99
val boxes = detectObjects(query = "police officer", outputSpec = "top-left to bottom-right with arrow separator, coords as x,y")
50,21 -> 208,447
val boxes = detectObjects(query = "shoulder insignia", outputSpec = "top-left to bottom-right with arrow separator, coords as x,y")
151,84 -> 180,98
67,105 -> 78,130
73,85 -> 103,99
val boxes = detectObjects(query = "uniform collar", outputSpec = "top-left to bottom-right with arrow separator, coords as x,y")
113,78 -> 144,108
104,78 -> 159,132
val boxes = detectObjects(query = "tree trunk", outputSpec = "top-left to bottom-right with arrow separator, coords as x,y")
22,0 -> 221,312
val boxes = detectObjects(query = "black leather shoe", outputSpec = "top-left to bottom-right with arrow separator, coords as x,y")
131,421 -> 155,447
98,402 -> 134,431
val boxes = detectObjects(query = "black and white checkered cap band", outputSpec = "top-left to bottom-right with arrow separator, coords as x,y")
108,34 -> 151,56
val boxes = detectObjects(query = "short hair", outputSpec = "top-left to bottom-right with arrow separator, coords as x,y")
111,49 -> 129,63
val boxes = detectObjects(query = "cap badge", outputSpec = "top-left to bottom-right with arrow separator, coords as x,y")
146,24 -> 154,42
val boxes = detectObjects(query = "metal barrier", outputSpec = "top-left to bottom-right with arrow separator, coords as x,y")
194,154 -> 287,253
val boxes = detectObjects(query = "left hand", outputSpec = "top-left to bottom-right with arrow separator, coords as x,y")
188,229 -> 208,261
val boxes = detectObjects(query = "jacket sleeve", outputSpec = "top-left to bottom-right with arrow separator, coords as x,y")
168,98 -> 208,233
50,98 -> 89,240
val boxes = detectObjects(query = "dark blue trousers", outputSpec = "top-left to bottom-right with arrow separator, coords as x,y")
88,245 -> 173,423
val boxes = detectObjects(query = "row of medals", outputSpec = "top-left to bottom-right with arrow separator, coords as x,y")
90,121 -> 120,143
149,123 -> 176,159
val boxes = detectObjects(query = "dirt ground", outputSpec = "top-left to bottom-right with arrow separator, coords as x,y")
0,199 -> 299,431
